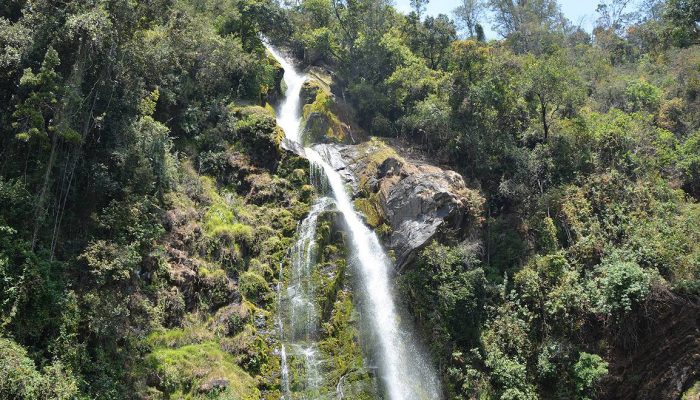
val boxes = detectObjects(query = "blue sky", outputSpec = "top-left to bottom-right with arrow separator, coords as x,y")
393,0 -> 608,39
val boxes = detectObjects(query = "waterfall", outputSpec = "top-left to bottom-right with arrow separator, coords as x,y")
267,44 -> 441,400
278,197 -> 333,399
268,46 -> 306,143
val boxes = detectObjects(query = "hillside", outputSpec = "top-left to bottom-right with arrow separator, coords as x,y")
1,0 -> 699,399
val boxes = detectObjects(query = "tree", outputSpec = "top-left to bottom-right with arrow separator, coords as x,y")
489,0 -> 565,53
10,46 -> 79,250
453,0 -> 485,38
401,241 -> 487,349
664,0 -> 700,47
524,52 -> 584,141
217,0 -> 286,50
595,0 -> 637,35
573,353 -> 608,400
680,130 -> 700,197
300,0 -> 334,28
0,17 -> 31,76
0,0 -> 25,21
12,46 -> 62,143
410,0 -> 429,19
0,337 -> 78,399
419,14 -> 458,69
475,23 -> 486,41
330,0 -> 393,49
593,260 -> 653,317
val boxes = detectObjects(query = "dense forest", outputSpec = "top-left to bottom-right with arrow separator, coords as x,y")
0,0 -> 699,399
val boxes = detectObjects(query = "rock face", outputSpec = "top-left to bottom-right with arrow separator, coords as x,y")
379,162 -> 482,270
298,68 -> 364,145
600,294 -> 700,400
314,138 -> 484,271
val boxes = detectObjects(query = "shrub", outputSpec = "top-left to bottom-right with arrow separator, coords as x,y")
0,338 -> 78,399
573,352 -> 608,399
239,271 -> 271,304
592,260 -> 653,316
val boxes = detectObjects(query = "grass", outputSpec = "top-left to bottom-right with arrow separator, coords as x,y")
147,325 -> 215,349
146,341 -> 261,399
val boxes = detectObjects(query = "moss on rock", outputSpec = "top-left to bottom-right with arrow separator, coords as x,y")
146,341 -> 260,399
239,271 -> 272,305
302,90 -> 347,144
353,194 -> 385,228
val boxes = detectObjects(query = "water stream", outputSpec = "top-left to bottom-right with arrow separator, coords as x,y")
267,44 -> 441,400
278,197 -> 333,398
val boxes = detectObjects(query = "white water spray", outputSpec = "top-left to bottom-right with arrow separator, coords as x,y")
267,44 -> 441,400
268,46 -> 306,143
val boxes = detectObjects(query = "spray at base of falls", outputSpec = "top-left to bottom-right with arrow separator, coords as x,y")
267,43 -> 441,400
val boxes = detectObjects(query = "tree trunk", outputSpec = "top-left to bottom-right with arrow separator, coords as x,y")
539,94 -> 549,141
31,132 -> 58,251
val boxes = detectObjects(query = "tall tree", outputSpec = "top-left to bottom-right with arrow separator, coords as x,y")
420,14 -> 458,69
453,0 -> 485,38
523,52 -> 584,141
664,0 -> 700,46
489,0 -> 565,53
411,0 -> 429,19
595,0 -> 637,35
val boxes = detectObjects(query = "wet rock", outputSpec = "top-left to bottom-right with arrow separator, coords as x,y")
301,79 -> 323,105
314,139 -> 484,271
298,69 -> 364,145
281,137 -> 306,157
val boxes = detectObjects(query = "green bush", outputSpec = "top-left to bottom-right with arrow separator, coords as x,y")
573,352 -> 608,399
0,338 -> 78,399
592,260 -> 654,316
239,271 -> 271,304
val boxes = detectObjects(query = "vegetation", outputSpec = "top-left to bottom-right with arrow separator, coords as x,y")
1,0 -> 699,399
282,0 -> 700,398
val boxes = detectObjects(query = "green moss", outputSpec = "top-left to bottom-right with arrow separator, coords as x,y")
264,102 -> 276,116
352,138 -> 403,194
229,105 -> 284,168
146,341 -> 260,399
318,290 -> 372,391
682,381 -> 700,400
302,90 -> 346,143
300,79 -> 323,104
247,258 -> 275,282
201,176 -> 255,249
147,325 -> 215,349
239,271 -> 271,304
214,304 -> 251,337
353,195 -> 384,228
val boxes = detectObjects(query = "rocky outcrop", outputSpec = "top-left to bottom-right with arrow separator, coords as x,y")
600,292 -> 700,400
314,138 -> 484,271
298,67 -> 363,145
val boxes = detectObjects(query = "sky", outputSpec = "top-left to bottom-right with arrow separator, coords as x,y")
393,0 -> 607,39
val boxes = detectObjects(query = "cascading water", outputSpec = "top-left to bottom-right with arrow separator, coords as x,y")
269,46 -> 306,143
267,44 -> 441,400
278,197 -> 333,399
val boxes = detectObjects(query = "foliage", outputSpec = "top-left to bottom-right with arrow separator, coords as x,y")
1,0 -> 700,398
0,337 -> 78,400
572,352 -> 608,400
239,271 -> 272,304
591,259 -> 654,316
